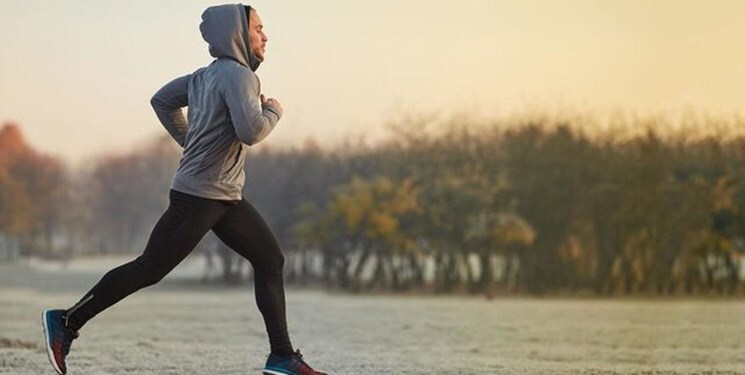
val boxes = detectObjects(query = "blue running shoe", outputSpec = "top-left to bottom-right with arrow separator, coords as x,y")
263,349 -> 327,375
42,309 -> 79,375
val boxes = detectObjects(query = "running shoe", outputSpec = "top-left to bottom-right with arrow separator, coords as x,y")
42,309 -> 79,375
263,349 -> 327,375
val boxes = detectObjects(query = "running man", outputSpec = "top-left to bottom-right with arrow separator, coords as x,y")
42,4 -> 327,375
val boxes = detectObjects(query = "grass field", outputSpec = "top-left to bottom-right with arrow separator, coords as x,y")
1,257 -> 745,374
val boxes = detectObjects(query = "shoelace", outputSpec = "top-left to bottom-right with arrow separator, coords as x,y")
291,350 -> 317,373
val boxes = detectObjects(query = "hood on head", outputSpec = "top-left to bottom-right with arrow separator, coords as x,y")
199,4 -> 262,71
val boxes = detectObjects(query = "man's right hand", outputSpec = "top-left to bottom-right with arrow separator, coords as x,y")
260,94 -> 283,114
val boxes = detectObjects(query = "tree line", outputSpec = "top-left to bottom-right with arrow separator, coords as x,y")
2,114 -> 745,296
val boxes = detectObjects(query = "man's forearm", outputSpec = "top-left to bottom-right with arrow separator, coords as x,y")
151,75 -> 191,147
151,100 -> 188,147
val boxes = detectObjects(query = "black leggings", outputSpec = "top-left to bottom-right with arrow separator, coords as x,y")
64,190 -> 293,355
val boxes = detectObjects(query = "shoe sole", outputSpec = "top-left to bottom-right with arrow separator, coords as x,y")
263,370 -> 293,375
41,310 -> 65,375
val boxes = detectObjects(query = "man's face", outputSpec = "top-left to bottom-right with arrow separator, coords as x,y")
248,10 -> 267,60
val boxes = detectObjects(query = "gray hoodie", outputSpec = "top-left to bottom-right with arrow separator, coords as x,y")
150,4 -> 282,201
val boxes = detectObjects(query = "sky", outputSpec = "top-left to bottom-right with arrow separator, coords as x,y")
2,0 -> 745,164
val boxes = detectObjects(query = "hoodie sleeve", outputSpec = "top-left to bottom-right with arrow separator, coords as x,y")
150,75 -> 190,147
221,70 -> 282,146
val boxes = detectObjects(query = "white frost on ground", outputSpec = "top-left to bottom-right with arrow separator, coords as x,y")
1,258 -> 745,374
